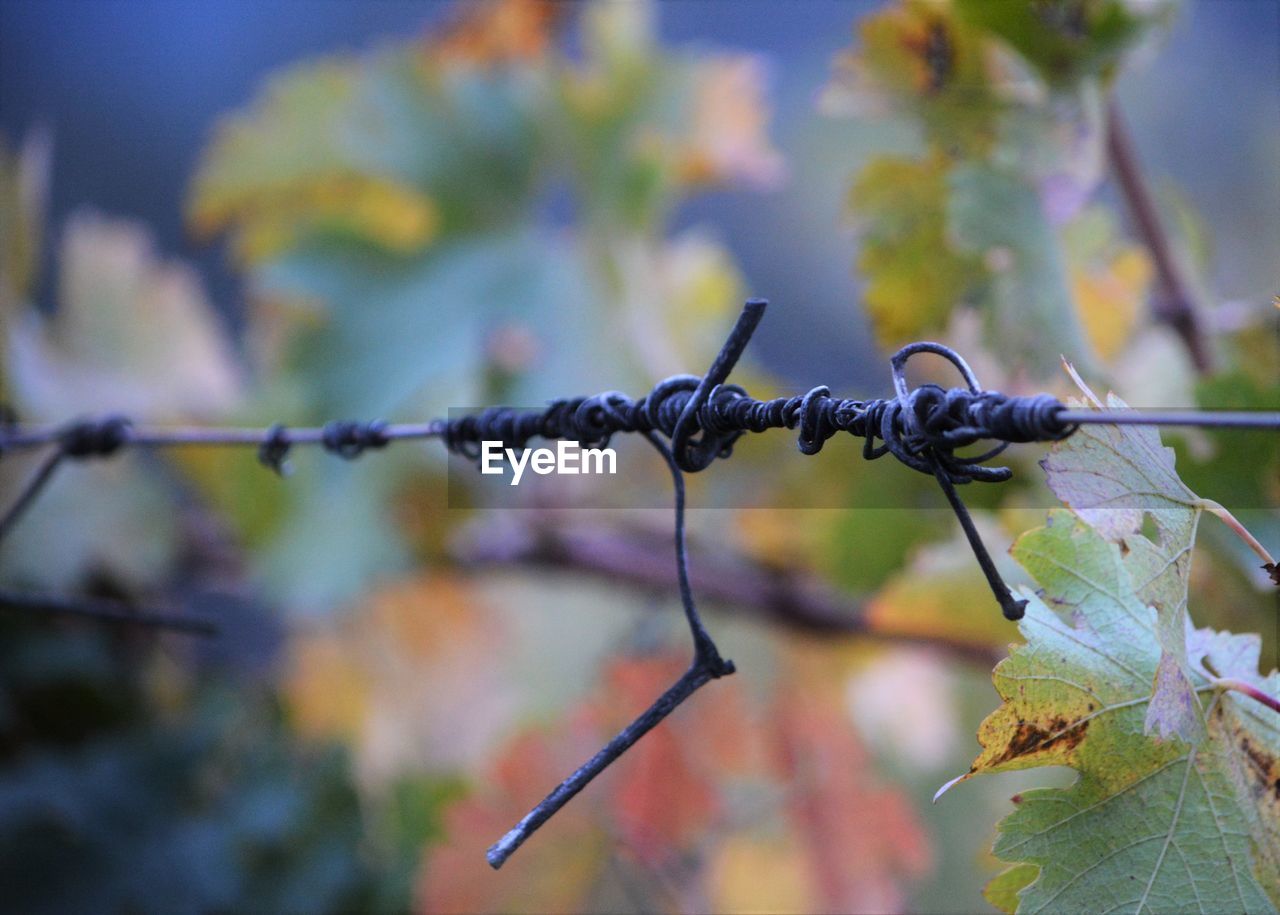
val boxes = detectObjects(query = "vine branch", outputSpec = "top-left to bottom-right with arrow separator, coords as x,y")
450,515 -> 1002,666
1107,101 -> 1213,373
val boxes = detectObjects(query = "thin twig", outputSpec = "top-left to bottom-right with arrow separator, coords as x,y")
1198,499 -> 1277,567
0,588 -> 218,635
1212,677 -> 1280,717
1107,102 -> 1212,373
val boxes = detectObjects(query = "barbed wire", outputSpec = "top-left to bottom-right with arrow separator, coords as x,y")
1,298 -> 1278,865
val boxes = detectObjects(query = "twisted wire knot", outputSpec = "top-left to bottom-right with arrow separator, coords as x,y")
258,423 -> 293,476
60,416 -> 131,458
438,381 -> 1072,484
435,311 -> 1081,625
322,420 -> 390,459
877,386 -> 1076,485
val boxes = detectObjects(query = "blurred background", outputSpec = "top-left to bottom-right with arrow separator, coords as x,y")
0,1 -> 1276,911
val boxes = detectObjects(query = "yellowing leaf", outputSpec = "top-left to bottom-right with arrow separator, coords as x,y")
942,512 -> 1278,912
849,154 -> 984,347
211,174 -> 439,262
7,210 -> 241,421
1063,206 -> 1153,362
1070,245 -> 1148,360
0,129 -> 50,308
1042,376 -> 1205,742
423,0 -> 561,70
823,1 -> 1001,157
983,862 -> 1037,913
190,61 -> 441,264
286,634 -> 371,743
865,515 -> 1023,652
188,40 -> 540,265
286,573 -> 522,782
190,59 -> 359,235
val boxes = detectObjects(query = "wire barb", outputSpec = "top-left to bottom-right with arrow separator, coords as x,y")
258,423 -> 293,476
485,430 -> 734,870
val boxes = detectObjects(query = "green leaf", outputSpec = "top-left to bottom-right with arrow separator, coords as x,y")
255,230 -> 601,419
0,130 -> 50,312
1180,372 -> 1280,511
188,46 -> 545,262
941,511 -> 1278,913
947,163 -> 1094,378
220,231 -> 605,611
953,0 -> 1175,88
1041,376 -> 1205,742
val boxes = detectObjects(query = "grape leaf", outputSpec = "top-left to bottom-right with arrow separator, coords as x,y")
953,0 -> 1175,89
947,163 -> 1094,378
1063,206 -> 1152,362
188,42 -> 544,263
984,862 -> 1038,914
848,154 -> 984,348
865,515 -> 1028,652
822,1 -> 1001,157
1041,376 -> 1206,742
942,511 -> 1278,913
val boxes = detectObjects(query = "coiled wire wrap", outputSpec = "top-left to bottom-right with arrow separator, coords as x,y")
440,301 -> 1078,622
441,380 -> 1075,483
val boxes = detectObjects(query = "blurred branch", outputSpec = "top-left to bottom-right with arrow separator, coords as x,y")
450,515 -> 1002,667
1106,102 -> 1213,373
0,588 -> 218,636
